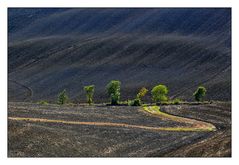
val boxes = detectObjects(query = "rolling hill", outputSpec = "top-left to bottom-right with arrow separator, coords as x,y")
8,8 -> 231,103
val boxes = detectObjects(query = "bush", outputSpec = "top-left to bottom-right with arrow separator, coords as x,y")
106,80 -> 121,105
84,85 -> 95,105
127,100 -> 133,106
157,101 -> 170,105
57,89 -> 69,105
151,84 -> 168,103
37,100 -> 48,105
193,86 -> 207,102
131,98 -> 141,106
119,100 -> 129,105
173,98 -> 181,105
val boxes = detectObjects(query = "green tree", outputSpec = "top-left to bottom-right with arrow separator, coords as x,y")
57,89 -> 69,105
151,84 -> 168,103
132,87 -> 148,106
136,87 -> 148,99
84,85 -> 95,105
106,80 -> 121,105
193,86 -> 207,101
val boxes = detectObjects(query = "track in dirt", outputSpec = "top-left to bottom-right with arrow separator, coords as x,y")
8,105 -> 216,132
142,106 -> 216,131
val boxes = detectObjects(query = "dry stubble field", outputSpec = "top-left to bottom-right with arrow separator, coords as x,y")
8,102 -> 231,157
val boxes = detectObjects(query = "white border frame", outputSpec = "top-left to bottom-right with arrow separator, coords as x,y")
1,0 -> 238,164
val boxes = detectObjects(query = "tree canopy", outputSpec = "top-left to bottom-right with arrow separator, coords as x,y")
151,84 -> 168,102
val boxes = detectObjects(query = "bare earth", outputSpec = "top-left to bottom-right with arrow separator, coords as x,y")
8,102 -> 231,157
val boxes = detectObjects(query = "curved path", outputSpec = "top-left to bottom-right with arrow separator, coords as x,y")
142,106 -> 216,131
8,106 -> 216,132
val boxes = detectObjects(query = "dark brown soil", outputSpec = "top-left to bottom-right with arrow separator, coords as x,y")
8,102 -> 231,157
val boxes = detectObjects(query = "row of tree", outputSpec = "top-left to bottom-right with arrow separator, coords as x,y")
57,80 -> 207,105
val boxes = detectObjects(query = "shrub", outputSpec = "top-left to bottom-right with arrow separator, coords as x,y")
193,86 -> 207,102
157,101 -> 170,105
151,84 -> 168,103
37,100 -> 48,105
127,100 -> 133,106
57,89 -> 69,105
119,100 -> 128,105
131,98 -> 141,106
106,80 -> 121,105
84,85 -> 95,105
173,98 -> 181,105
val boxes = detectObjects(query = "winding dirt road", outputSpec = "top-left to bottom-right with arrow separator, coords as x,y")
8,106 -> 216,132
142,106 -> 216,131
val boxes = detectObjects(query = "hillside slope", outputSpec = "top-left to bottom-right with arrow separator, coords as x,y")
8,8 -> 231,102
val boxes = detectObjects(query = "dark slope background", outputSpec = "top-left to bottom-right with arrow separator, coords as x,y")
8,8 -> 231,102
